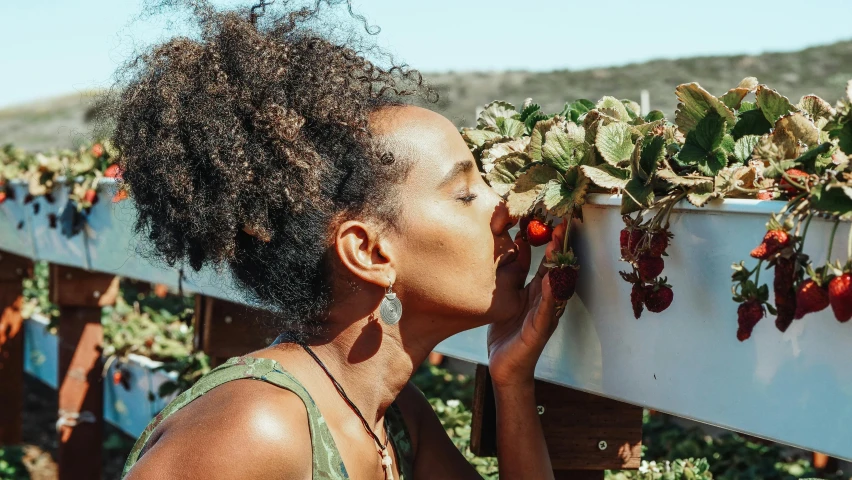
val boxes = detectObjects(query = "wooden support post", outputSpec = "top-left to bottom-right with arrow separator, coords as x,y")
471,364 -> 642,477
50,264 -> 119,480
193,295 -> 280,367
0,251 -> 33,445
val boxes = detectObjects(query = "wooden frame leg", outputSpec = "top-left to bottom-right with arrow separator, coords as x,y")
50,264 -> 118,480
0,252 -> 32,445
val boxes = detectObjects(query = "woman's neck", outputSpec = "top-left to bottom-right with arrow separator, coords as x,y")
305,313 -> 441,430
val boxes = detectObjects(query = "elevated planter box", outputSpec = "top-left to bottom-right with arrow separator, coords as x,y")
103,353 -> 179,438
22,314 -> 179,438
0,183 -> 35,258
27,183 -> 89,269
436,193 -> 852,461
84,179 -> 180,289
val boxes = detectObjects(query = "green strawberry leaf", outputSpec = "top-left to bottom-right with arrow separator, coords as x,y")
528,117 -> 561,161
478,101 -> 520,129
686,181 -> 720,207
496,117 -> 526,138
774,112 -> 819,148
541,123 -> 586,172
674,83 -> 737,135
506,164 -> 559,217
639,135 -> 666,180
656,168 -> 713,187
731,108 -> 772,140
596,96 -> 632,122
560,99 -> 595,124
677,111 -> 728,176
461,128 -> 504,151
829,120 -> 852,156
756,86 -> 796,125
519,102 -> 541,122
719,134 -> 736,155
733,135 -> 760,163
524,111 -> 550,135
485,152 -> 531,196
622,99 -> 641,119
719,77 -> 758,110
580,164 -> 630,190
596,121 -> 634,166
542,169 -> 591,218
644,110 -> 665,122
620,177 -> 654,215
809,184 -> 852,220
798,95 -> 835,124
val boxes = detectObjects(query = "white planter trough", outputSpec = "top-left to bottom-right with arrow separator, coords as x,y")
436,193 -> 852,461
84,179 -> 181,289
0,183 -> 35,258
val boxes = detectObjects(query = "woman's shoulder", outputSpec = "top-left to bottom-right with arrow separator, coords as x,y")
124,365 -> 313,479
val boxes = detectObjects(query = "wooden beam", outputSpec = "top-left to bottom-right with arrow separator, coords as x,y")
0,251 -> 32,445
470,365 -> 642,474
50,264 -> 118,480
194,295 -> 280,365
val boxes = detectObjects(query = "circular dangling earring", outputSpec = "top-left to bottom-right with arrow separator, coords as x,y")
379,279 -> 403,326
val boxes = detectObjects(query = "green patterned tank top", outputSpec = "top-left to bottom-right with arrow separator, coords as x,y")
122,355 -> 415,479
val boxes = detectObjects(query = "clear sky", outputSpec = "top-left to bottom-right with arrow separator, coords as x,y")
2,0 -> 851,108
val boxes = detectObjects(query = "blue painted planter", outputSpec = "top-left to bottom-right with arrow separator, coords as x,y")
23,315 -> 179,438
0,183 -> 36,258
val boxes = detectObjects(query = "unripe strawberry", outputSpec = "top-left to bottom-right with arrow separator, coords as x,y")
828,273 -> 852,323
794,279 -> 830,319
638,255 -> 664,282
549,265 -> 578,301
527,219 -> 552,247
750,229 -> 790,260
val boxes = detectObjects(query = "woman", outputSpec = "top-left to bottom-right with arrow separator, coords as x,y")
115,2 -> 567,478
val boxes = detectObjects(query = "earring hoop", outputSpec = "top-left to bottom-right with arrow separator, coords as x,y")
379,278 -> 403,325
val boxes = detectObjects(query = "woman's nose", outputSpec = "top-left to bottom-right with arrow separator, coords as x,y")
490,191 -> 517,235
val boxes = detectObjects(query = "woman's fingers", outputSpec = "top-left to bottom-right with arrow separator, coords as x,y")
526,273 -> 563,343
530,221 -> 568,287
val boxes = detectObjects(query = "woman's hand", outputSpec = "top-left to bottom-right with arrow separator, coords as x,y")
487,221 -> 568,388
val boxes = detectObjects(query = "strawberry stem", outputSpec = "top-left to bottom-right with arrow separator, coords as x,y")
754,260 -> 763,286
826,220 -> 841,267
562,213 -> 572,253
847,222 -> 852,262
797,214 -> 813,255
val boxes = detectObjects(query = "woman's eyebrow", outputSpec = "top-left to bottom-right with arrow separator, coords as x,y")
437,160 -> 475,189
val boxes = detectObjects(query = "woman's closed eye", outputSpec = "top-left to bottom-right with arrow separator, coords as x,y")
457,191 -> 478,205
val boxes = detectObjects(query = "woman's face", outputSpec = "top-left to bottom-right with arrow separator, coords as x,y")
371,106 -> 530,334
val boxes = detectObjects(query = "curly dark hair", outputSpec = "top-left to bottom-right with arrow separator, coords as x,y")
108,0 -> 434,340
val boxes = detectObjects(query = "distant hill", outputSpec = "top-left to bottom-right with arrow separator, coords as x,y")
3,40 -> 852,151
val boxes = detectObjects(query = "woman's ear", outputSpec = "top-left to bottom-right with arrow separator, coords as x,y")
334,220 -> 395,286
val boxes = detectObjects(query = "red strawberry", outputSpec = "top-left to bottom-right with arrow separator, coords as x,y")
619,229 -> 630,256
104,164 -> 122,179
631,283 -> 645,319
0,191 -> 6,204
645,283 -> 674,313
112,189 -> 129,203
112,371 -> 122,386
549,265 -> 579,301
828,273 -> 852,323
649,229 -> 670,257
144,337 -> 155,348
527,219 -> 553,247
750,229 -> 790,260
91,143 -> 104,158
779,169 -> 809,195
638,255 -> 664,282
737,300 -> 765,332
756,191 -> 773,200
773,257 -> 797,332
794,279 -> 830,319
83,189 -> 97,205
737,327 -> 752,342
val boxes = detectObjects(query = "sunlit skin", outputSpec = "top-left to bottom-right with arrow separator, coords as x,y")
126,105 -> 565,480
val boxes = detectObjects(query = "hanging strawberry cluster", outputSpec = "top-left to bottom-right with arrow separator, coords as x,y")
463,77 -> 852,334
